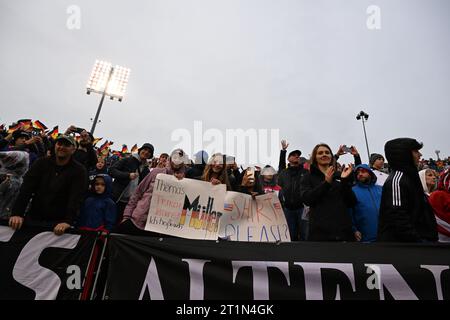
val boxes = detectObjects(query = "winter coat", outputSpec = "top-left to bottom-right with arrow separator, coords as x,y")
429,169 -> 450,242
300,164 -> 356,241
378,138 -> 438,242
122,166 -> 185,230
73,146 -> 98,172
278,150 -> 308,209
350,164 -> 382,242
11,155 -> 87,225
109,154 -> 150,201
77,174 -> 117,232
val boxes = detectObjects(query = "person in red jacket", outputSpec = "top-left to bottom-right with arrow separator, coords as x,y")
429,168 -> 450,242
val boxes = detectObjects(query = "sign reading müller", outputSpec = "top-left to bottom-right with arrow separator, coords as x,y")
219,192 -> 291,242
145,174 -> 226,240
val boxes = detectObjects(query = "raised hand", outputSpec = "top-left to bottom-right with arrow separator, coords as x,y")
341,164 -> 354,179
281,140 -> 289,151
325,166 -> 335,184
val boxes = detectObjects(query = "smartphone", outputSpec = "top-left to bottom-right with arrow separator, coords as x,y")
342,145 -> 352,153
73,127 -> 85,134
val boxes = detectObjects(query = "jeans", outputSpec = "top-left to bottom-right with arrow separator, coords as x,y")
283,207 -> 308,241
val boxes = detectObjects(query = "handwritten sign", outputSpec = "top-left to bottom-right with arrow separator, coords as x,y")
145,174 -> 226,240
219,192 -> 291,242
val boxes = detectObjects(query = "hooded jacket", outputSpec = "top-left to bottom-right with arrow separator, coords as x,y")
429,169 -> 450,242
350,164 -> 382,242
378,138 -> 438,242
300,164 -> 356,241
418,169 -> 434,196
77,174 -> 117,231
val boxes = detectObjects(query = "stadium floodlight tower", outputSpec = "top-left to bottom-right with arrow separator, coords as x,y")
86,60 -> 131,134
356,110 -> 370,162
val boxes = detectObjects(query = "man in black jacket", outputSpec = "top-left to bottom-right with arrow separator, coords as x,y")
9,134 -> 87,235
109,143 -> 154,221
278,140 -> 308,241
65,126 -> 98,173
377,138 -> 438,242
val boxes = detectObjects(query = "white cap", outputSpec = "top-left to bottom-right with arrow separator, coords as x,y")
170,148 -> 190,165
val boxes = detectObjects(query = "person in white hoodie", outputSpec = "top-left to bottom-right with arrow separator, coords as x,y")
419,169 -> 437,196
369,153 -> 389,186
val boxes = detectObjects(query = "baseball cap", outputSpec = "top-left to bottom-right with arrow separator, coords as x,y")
55,134 -> 76,147
288,150 -> 302,158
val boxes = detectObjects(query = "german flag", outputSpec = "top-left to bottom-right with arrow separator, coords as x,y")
98,140 -> 113,153
92,137 -> 103,146
131,144 -> 138,153
112,150 -> 122,157
8,123 -> 22,134
17,119 -> 32,130
33,120 -> 48,131
48,126 -> 59,139
98,140 -> 109,152
99,148 -> 110,157
121,144 -> 129,154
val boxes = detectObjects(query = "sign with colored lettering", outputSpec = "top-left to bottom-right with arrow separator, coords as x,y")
145,174 -> 226,240
219,191 -> 291,242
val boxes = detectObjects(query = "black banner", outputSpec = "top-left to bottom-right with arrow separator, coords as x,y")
105,234 -> 450,300
0,224 -> 97,300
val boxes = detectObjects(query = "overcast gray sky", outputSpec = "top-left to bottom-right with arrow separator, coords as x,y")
1,0 -> 449,166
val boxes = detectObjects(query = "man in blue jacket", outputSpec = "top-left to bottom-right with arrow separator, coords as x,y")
350,164 -> 382,242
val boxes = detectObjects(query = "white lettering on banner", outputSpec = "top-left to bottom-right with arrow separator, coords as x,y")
0,225 -> 15,242
220,192 -> 290,242
294,262 -> 356,300
232,261 -> 291,300
137,257 -> 449,300
12,232 -> 80,300
139,257 -> 164,300
364,264 -> 418,300
182,259 -> 211,300
420,265 -> 449,301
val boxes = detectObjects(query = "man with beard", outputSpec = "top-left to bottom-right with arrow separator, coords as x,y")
9,134 -> 86,235
350,164 -> 382,242
65,125 -> 98,172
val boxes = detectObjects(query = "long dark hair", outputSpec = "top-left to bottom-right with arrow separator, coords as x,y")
310,143 -> 335,168
201,153 -> 231,190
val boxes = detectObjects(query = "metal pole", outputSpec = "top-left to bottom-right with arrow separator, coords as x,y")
90,92 -> 106,134
361,117 -> 370,161
90,67 -> 114,135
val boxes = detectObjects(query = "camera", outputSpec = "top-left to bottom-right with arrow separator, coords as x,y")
73,127 -> 85,134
